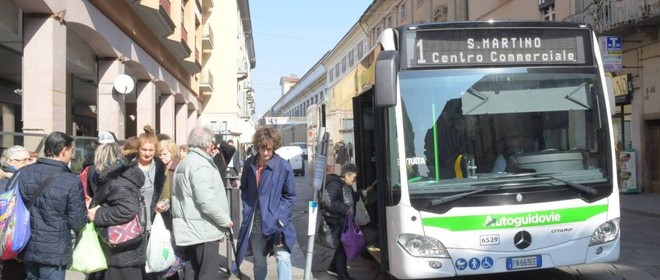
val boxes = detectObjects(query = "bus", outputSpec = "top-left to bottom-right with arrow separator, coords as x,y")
323,21 -> 620,279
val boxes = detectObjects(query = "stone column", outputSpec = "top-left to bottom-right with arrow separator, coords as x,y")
2,103 -> 15,147
187,109 -> 198,136
175,103 -> 188,144
136,80 -> 157,134
22,16 -> 67,134
97,59 -> 127,140
159,94 -> 175,139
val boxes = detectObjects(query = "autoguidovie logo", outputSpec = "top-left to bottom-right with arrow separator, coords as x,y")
483,212 -> 561,228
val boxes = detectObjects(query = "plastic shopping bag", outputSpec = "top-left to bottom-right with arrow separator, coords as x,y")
70,223 -> 108,274
145,213 -> 175,273
354,198 -> 371,226
340,215 -> 366,262
161,242 -> 185,278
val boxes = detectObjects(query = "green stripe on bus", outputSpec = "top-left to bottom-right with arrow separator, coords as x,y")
422,205 -> 608,231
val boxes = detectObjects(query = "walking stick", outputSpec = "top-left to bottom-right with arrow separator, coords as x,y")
228,228 -> 243,278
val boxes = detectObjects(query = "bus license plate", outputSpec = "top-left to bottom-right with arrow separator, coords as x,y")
506,255 -> 542,270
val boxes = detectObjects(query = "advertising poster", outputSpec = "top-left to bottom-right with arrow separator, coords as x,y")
618,151 -> 638,193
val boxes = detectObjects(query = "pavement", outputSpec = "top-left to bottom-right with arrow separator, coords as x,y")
64,187 -> 660,280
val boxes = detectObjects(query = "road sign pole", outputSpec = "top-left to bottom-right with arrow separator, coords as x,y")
304,128 -> 328,280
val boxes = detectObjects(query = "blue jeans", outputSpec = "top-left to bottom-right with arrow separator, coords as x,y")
250,233 -> 292,280
24,261 -> 66,280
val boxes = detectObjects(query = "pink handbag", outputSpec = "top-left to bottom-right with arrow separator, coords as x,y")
94,186 -> 146,248
99,213 -> 144,248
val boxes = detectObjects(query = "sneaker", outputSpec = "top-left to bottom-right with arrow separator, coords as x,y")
326,267 -> 338,276
338,273 -> 356,280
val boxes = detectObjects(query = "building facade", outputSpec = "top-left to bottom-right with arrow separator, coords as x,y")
0,0 -> 254,148
198,0 -> 256,145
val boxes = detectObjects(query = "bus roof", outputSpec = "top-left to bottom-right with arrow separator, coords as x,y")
401,20 -> 591,31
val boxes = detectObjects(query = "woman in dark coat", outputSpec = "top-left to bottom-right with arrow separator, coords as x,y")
321,163 -> 359,280
87,143 -> 146,280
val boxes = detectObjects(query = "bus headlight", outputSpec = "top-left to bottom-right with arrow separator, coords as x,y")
589,218 -> 619,245
397,234 -> 449,258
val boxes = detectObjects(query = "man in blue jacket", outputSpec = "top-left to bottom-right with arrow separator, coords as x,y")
233,127 -> 297,280
18,131 -> 87,279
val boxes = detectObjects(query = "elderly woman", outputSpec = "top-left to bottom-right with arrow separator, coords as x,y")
0,145 -> 30,279
322,163 -> 360,280
156,138 -> 181,279
0,145 -> 30,189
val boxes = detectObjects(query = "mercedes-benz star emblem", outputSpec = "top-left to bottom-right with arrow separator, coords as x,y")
513,230 -> 532,250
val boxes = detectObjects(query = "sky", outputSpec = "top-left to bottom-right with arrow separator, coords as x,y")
249,1 -> 373,117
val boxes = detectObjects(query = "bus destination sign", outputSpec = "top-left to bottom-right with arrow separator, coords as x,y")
406,28 -> 587,68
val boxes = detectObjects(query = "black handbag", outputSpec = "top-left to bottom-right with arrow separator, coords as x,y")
316,217 -> 341,249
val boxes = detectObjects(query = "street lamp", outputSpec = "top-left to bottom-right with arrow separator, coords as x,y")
113,74 -> 134,95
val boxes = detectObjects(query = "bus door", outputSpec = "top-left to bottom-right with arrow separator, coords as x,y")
352,89 -> 377,192
352,89 -> 385,262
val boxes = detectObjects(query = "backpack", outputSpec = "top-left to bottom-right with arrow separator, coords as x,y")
80,165 -> 101,201
0,170 -> 65,260
80,166 -> 91,200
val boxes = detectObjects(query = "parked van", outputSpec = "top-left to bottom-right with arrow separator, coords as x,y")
289,142 -> 308,160
276,145 -> 305,176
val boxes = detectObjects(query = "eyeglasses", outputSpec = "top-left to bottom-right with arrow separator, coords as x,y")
11,158 -> 29,163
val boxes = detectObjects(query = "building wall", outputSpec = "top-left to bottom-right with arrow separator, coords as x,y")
198,0 -> 256,144
0,0 -> 256,147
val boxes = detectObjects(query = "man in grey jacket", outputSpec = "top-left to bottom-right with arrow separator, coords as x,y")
171,126 -> 233,280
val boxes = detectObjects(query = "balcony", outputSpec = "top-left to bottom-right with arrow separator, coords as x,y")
202,0 -> 214,10
181,47 -> 202,74
127,0 -> 176,38
202,24 -> 214,50
195,0 -> 202,22
199,70 -> 214,93
565,0 -> 660,35
162,26 -> 191,59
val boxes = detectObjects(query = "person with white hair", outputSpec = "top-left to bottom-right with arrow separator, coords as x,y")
171,126 -> 233,280
0,145 -> 31,279
0,145 -> 30,187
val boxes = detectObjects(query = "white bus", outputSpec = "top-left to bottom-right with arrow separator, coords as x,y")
325,21 -> 620,279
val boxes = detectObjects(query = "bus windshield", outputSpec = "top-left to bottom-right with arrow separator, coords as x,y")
398,67 -> 612,207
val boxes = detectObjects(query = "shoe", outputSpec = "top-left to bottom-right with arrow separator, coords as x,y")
338,273 -> 356,280
327,267 -> 338,276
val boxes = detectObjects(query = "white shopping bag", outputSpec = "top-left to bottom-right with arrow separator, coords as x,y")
145,213 -> 176,273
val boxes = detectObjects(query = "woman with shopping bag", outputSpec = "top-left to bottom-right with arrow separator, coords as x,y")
320,163 -> 363,280
87,143 -> 146,280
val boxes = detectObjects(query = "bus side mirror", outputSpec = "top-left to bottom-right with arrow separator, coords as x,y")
375,50 -> 399,107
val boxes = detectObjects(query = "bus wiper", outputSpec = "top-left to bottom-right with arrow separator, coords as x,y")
534,174 -> 597,195
428,185 -> 503,207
